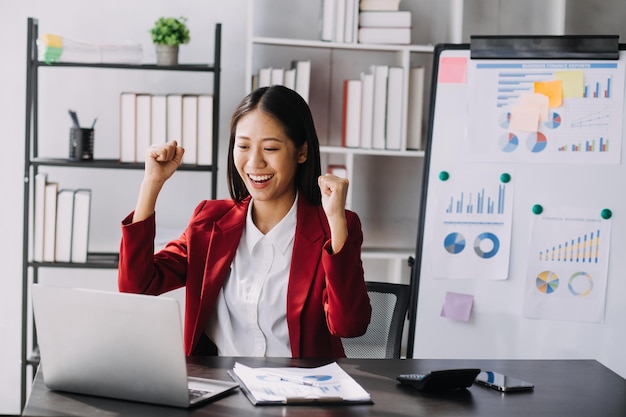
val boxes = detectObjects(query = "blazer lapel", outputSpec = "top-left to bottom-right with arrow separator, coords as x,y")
191,200 -> 248,347
287,198 -> 328,356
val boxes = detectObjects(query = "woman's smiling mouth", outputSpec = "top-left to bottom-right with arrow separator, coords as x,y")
248,173 -> 274,184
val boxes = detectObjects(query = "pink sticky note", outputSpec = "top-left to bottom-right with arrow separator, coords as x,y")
440,292 -> 474,322
438,57 -> 468,84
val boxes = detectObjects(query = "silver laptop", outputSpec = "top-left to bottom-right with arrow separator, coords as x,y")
31,284 -> 239,408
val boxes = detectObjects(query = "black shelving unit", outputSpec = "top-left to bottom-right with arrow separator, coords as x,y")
20,17 -> 222,409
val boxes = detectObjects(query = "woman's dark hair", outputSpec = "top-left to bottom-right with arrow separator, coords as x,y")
227,85 -> 322,205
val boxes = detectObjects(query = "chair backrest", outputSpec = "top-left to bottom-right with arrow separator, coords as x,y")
342,281 -> 410,359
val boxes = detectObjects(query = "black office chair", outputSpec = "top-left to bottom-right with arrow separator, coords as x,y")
342,281 -> 410,359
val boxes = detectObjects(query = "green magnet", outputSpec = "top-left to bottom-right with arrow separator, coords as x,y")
439,171 -> 450,181
601,208 -> 612,219
532,204 -> 543,215
500,173 -> 511,183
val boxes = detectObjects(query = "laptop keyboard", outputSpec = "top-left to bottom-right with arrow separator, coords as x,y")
189,388 -> 211,401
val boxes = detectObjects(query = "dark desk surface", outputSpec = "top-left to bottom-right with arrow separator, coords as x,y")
23,357 -> 626,417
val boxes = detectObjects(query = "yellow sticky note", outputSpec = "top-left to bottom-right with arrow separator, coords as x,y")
510,105 -> 540,132
555,70 -> 584,98
534,80 -> 563,108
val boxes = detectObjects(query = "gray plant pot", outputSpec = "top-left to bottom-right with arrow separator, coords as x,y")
155,44 -> 179,66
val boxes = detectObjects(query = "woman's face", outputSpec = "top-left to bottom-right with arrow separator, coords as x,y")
233,109 -> 307,206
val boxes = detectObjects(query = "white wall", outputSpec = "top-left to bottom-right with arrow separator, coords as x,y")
0,1 -> 247,414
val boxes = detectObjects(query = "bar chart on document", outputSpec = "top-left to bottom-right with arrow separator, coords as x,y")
523,207 -> 611,323
466,57 -> 625,164
431,168 -> 514,280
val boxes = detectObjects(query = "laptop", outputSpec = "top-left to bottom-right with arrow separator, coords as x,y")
31,284 -> 239,408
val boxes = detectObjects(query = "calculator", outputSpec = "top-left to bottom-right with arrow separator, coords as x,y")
397,368 -> 481,392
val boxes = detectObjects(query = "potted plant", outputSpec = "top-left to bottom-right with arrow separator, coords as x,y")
150,17 -> 190,66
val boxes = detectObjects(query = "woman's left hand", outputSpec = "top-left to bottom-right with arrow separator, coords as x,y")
318,173 -> 349,217
318,174 -> 349,253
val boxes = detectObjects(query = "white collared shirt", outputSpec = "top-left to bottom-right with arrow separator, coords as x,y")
205,196 -> 297,357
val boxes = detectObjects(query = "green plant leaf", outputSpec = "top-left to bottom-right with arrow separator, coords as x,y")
150,17 -> 190,46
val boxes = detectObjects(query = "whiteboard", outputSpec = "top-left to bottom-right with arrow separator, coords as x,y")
409,42 -> 626,379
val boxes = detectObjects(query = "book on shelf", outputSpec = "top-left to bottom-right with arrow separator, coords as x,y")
385,66 -> 404,150
182,94 -> 199,165
321,0 -> 359,43
342,79 -> 362,148
358,27 -> 411,44
344,0 -> 359,43
250,74 -> 259,91
135,94 -> 152,163
197,94 -> 214,166
71,189 -> 91,263
33,173 -> 48,262
321,0 -> 336,41
43,181 -> 59,262
271,67 -> 285,86
359,0 -> 401,11
293,60 -> 311,103
407,66 -> 425,150
258,67 -> 272,88
283,68 -> 296,90
119,92 -> 136,163
358,10 -> 411,27
254,62 -> 311,103
228,362 -> 371,405
371,65 -> 389,150
334,0 -> 347,43
327,164 -> 348,179
54,189 -> 75,263
166,94 -> 183,144
151,94 -> 167,146
34,173 -> 92,264
359,71 -> 374,149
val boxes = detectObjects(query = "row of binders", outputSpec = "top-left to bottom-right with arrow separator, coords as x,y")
119,93 -> 214,165
322,0 -> 412,44
33,173 -> 91,264
252,60 -> 311,103
342,65 -> 424,151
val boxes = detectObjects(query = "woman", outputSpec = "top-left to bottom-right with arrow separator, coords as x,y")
118,85 -> 371,358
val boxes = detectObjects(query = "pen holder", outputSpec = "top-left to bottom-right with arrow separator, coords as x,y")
69,127 -> 94,161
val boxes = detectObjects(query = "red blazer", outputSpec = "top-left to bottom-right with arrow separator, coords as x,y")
118,196 -> 371,358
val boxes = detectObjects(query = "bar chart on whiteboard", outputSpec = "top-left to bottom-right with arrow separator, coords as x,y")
523,206 -> 611,323
464,57 -> 625,164
432,167 -> 514,280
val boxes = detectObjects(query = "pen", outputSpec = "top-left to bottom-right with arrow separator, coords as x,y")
91,117 -> 97,129
266,372 -> 322,387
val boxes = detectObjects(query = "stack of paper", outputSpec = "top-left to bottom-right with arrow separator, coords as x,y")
38,33 -> 142,64
357,0 -> 412,45
230,362 -> 371,405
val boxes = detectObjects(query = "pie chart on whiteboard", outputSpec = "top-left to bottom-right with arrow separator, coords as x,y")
499,132 -> 519,152
536,270 -> 559,294
526,132 -> 548,153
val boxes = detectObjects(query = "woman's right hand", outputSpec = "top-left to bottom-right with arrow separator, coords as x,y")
144,140 -> 185,185
132,140 -> 185,223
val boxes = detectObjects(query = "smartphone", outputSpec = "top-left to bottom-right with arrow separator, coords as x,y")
475,371 -> 534,392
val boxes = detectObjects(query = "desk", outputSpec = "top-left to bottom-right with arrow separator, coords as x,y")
23,357 -> 626,416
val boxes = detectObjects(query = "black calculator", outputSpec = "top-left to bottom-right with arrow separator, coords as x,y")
397,368 -> 481,392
